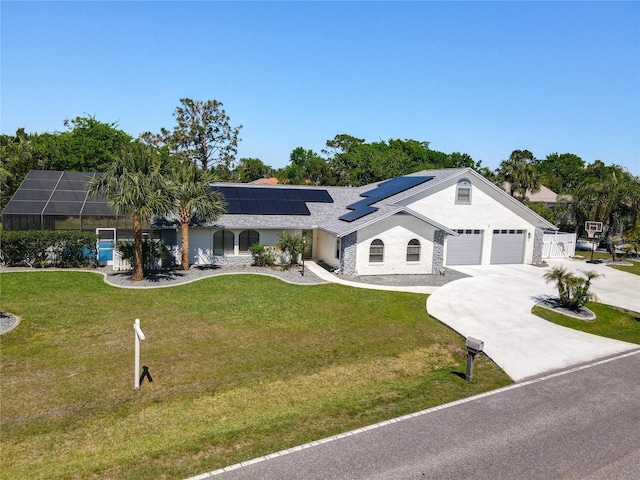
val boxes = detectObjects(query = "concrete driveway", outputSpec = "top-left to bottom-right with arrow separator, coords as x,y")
427,258 -> 640,381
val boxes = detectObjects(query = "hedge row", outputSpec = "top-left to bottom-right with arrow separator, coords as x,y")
0,230 -> 98,268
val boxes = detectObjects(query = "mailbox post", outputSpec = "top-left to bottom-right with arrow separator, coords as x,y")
134,318 -> 145,389
465,336 -> 484,382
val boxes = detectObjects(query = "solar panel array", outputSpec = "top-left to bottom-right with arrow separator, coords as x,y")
3,172 -> 336,219
212,186 -> 334,215
339,176 -> 433,222
3,170 -> 112,216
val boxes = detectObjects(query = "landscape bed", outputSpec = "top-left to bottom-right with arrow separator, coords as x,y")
0,271 -> 511,480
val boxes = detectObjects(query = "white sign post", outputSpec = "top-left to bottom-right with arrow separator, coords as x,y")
134,318 -> 145,389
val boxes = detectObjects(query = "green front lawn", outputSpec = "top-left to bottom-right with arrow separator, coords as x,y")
533,302 -> 640,344
0,272 -> 511,480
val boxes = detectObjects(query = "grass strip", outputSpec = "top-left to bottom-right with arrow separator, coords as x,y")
532,302 -> 640,344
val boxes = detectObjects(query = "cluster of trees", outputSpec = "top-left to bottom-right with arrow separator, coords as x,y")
495,150 -> 640,252
2,97 -> 639,276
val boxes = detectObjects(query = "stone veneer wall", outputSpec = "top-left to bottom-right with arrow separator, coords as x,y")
340,232 -> 358,275
532,228 -> 544,265
211,255 -> 255,266
432,230 -> 446,274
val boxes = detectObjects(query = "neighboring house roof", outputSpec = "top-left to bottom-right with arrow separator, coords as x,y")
250,177 -> 279,185
502,182 -> 560,204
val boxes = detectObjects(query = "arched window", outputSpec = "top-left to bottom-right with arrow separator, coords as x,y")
456,178 -> 472,205
406,239 -> 421,261
239,229 -> 259,254
213,230 -> 234,255
369,239 -> 384,262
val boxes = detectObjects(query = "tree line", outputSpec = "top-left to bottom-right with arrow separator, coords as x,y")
2,97 -> 639,262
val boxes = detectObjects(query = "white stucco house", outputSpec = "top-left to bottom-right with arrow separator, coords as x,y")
156,168 -> 557,275
2,168 -> 557,274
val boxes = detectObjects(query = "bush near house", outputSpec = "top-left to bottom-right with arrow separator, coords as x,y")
249,243 -> 277,266
115,238 -> 168,270
0,230 -> 97,268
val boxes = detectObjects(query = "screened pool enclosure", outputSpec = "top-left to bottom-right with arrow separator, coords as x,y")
2,170 -> 139,232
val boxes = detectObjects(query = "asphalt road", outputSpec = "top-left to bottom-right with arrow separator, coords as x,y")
194,350 -> 640,480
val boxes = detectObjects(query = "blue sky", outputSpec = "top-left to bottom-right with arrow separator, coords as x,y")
2,1 -> 639,174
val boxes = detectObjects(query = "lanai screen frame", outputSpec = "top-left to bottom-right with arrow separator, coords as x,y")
2,170 -> 139,232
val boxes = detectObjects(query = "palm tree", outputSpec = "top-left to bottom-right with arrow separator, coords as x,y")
498,150 -> 540,200
172,161 -> 226,270
88,142 -> 176,281
543,266 -> 572,305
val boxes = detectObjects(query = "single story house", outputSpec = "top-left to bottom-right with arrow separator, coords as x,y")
2,168 -> 557,275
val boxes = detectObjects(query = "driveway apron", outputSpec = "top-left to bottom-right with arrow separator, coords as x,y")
426,259 -> 639,382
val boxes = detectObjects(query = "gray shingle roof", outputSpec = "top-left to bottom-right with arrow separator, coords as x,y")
208,169 -> 469,235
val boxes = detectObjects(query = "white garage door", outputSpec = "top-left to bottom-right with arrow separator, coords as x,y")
491,229 -> 526,264
446,229 -> 483,265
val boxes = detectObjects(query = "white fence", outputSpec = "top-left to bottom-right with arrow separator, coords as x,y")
112,250 -> 163,272
542,232 -> 576,258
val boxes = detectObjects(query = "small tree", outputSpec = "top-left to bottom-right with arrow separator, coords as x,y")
277,231 -> 303,267
543,266 -> 601,311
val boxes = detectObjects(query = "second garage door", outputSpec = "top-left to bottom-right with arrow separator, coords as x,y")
446,229 -> 483,265
490,229 -> 526,264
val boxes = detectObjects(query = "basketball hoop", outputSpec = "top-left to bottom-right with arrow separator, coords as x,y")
585,221 -> 603,239
585,221 -> 603,263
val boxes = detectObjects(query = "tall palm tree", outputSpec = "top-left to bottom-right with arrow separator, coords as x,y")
498,150 -> 540,200
172,161 -> 226,270
88,142 -> 176,281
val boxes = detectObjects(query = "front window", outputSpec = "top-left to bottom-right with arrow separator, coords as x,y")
369,239 -> 384,262
406,239 -> 420,261
213,230 -> 234,255
239,229 -> 259,254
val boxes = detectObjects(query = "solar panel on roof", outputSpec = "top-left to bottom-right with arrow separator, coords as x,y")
314,190 -> 334,203
289,201 -> 310,215
269,189 -> 286,200
240,200 -> 261,214
284,189 -> 303,201
253,189 -> 272,201
211,186 -> 332,216
272,200 -> 294,214
258,200 -> 279,214
339,206 -> 378,222
339,175 -> 433,222
237,188 -> 256,200
224,199 -> 243,214
299,190 -> 317,202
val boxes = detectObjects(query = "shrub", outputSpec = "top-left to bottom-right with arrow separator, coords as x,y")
543,266 -> 601,311
116,238 -> 167,270
0,230 -> 97,268
249,243 -> 276,267
276,231 -> 303,267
